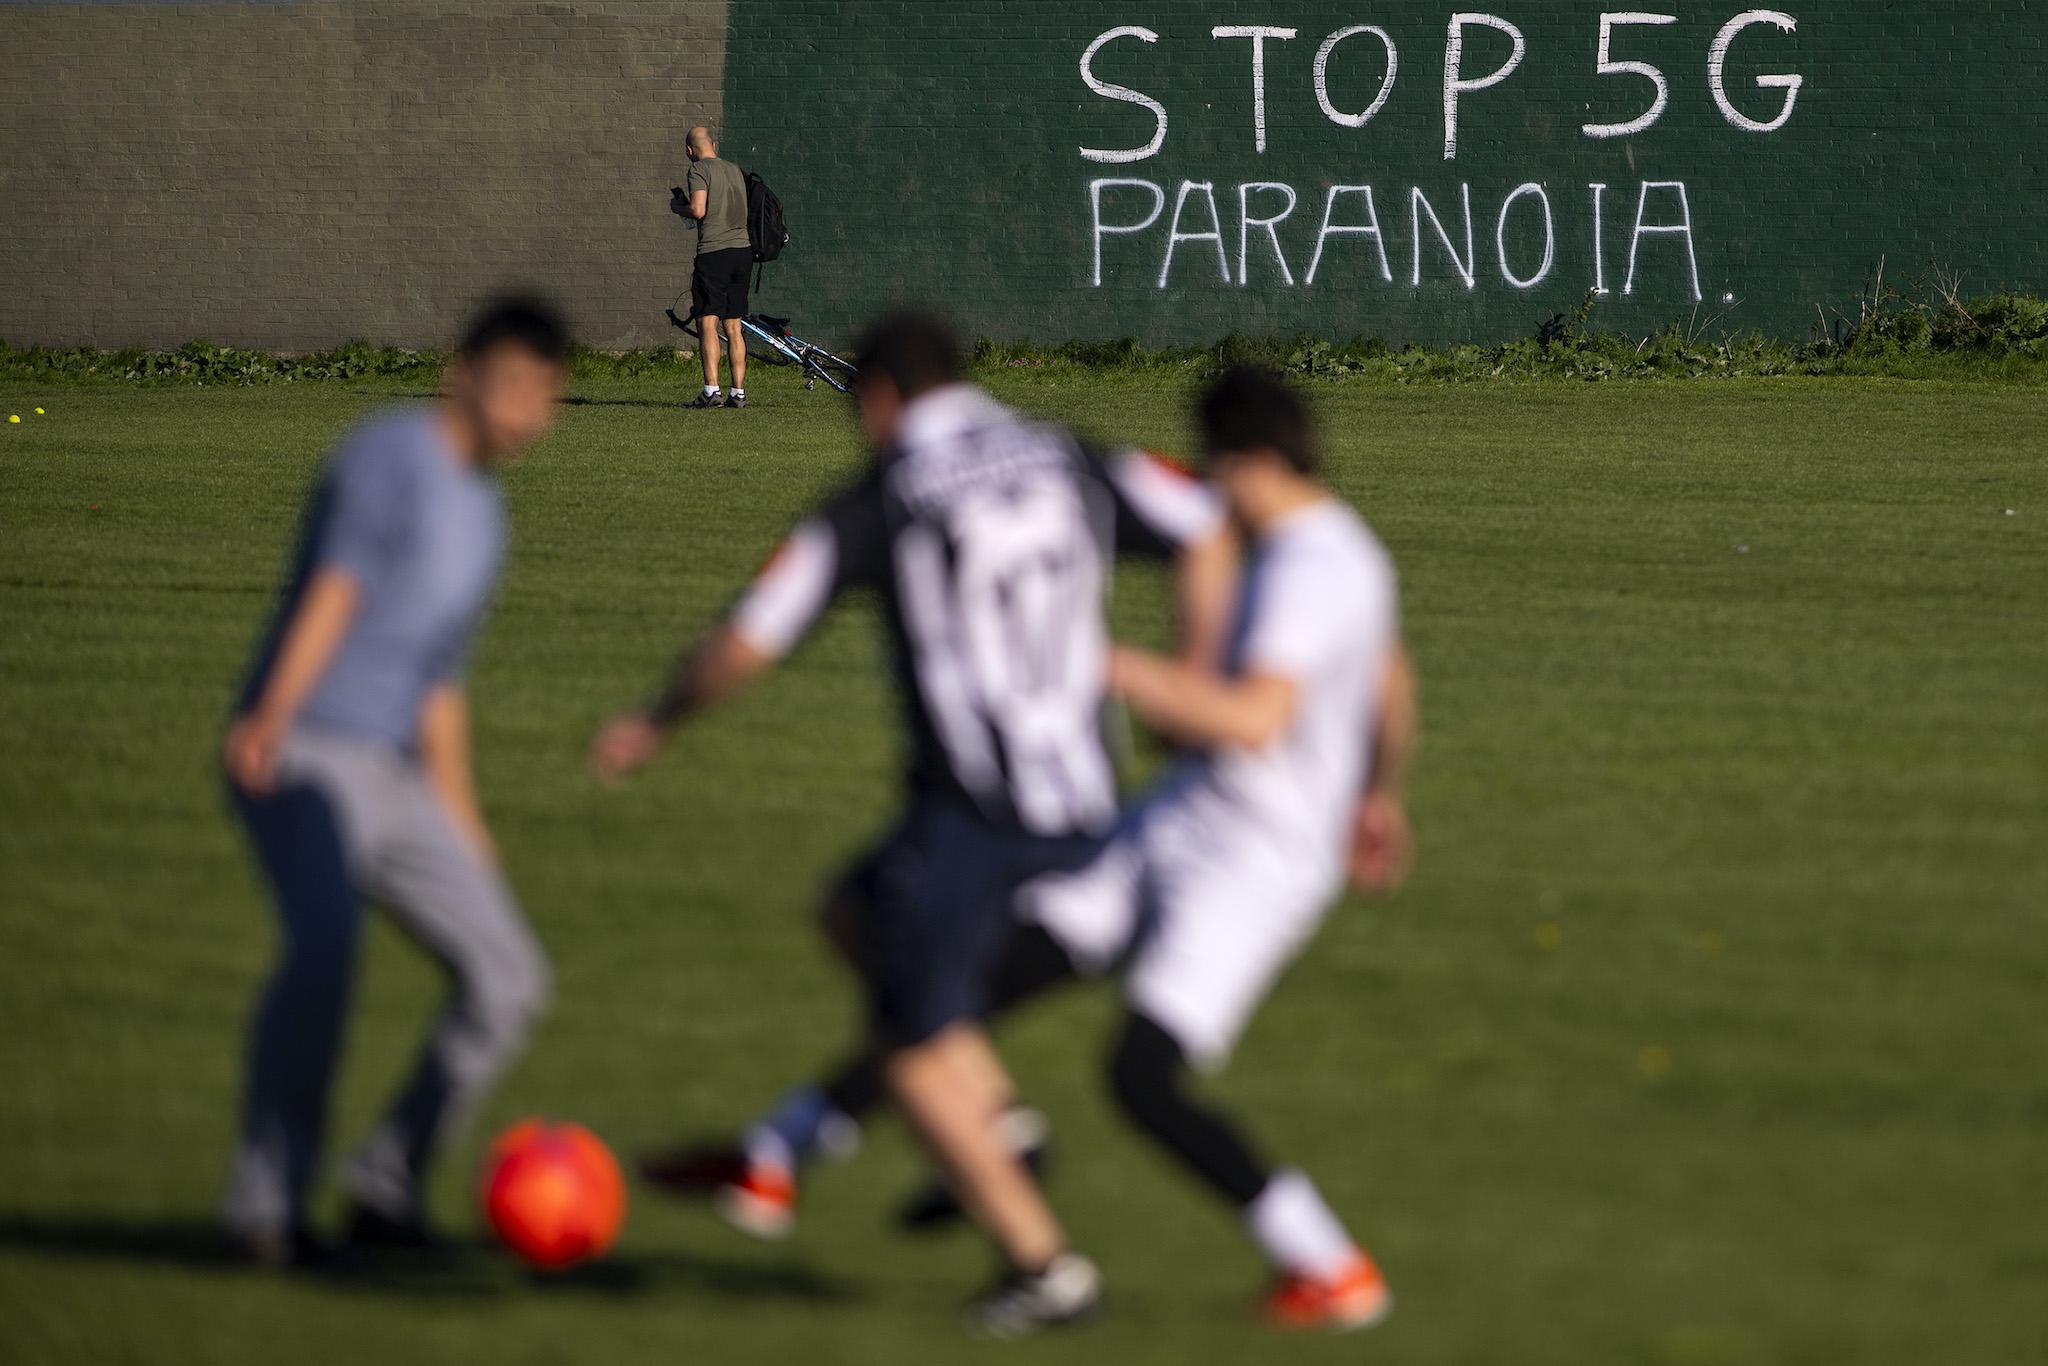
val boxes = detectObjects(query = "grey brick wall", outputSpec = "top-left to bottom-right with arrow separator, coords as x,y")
0,1 -> 728,350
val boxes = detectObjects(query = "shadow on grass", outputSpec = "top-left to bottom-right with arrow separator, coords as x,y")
0,1214 -> 861,1306
0,1215 -> 242,1268
394,391 -> 687,410
559,395 -> 686,409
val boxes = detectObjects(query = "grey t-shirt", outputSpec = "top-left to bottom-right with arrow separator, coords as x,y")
687,156 -> 750,256
239,408 -> 506,752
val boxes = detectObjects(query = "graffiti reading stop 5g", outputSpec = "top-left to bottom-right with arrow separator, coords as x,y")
1080,10 -> 1803,302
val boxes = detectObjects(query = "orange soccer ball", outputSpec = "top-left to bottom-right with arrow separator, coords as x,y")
480,1119 -> 626,1269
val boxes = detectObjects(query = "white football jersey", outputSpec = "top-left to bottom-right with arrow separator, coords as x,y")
1158,497 -> 1400,882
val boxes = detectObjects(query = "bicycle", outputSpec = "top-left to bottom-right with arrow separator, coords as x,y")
666,306 -> 859,396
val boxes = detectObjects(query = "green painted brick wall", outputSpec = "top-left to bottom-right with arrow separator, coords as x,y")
1,2 -> 2040,349
724,2 -> 2045,346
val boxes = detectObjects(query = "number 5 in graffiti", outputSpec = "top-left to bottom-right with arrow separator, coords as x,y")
1078,10 -> 1804,161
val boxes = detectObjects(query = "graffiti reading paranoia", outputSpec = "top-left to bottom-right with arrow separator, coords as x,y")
1080,10 -> 1803,302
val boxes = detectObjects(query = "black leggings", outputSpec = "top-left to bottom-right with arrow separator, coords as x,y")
1105,1011 -> 1271,1207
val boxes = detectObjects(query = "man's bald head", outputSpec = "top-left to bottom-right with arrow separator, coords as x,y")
687,125 -> 716,159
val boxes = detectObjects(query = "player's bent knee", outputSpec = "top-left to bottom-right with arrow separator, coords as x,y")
512,944 -> 553,1022
458,932 -> 551,1046
499,939 -> 552,1027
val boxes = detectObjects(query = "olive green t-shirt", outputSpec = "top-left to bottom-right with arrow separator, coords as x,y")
686,157 -> 750,256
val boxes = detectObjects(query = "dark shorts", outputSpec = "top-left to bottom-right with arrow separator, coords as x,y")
691,246 -> 753,320
837,800 -> 1107,1048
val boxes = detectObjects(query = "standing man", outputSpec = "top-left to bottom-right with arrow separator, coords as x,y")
678,124 -> 752,409
221,298 -> 569,1268
588,311 -> 1234,1334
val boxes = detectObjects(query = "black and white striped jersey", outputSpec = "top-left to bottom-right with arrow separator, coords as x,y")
731,383 -> 1221,837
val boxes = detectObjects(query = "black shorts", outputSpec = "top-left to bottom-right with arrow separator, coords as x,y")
691,247 -> 753,321
836,800 -> 1107,1047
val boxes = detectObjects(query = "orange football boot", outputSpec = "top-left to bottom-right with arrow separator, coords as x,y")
639,1143 -> 797,1241
1264,1251 -> 1393,1332
714,1159 -> 797,1241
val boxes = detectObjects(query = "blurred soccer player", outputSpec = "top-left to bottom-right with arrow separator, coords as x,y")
684,367 -> 1418,1331
1055,365 -> 1417,1329
588,310 -> 1233,1334
220,298 -> 570,1268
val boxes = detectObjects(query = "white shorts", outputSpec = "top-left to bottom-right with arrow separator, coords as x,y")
1021,798 -> 1337,1073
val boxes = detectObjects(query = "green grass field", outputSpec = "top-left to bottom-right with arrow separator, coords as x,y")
1,367 -> 2043,1366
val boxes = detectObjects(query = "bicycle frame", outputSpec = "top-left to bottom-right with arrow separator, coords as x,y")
741,316 -> 857,396
667,306 -> 857,396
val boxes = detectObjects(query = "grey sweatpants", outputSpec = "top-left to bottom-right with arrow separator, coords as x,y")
224,728 -> 549,1236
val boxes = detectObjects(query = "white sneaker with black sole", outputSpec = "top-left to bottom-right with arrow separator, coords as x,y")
965,1251 -> 1102,1338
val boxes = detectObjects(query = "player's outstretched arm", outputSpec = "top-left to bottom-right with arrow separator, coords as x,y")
223,567 -> 360,794
587,625 -> 775,785
1107,644 -> 1298,750
1100,448 -> 1237,671
590,482 -> 881,786
1367,645 -> 1418,798
1172,526 -> 1239,672
1350,644 -> 1419,894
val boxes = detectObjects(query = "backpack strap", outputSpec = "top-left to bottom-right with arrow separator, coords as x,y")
742,164 -> 762,289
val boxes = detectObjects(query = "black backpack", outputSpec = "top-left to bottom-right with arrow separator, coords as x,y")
744,170 -> 789,264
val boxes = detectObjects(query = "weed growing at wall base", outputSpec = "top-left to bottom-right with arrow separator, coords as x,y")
0,340 -> 704,388
978,286 -> 2048,383
5,286 -> 2043,390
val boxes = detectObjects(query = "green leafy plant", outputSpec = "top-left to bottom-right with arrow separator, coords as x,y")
5,274 -> 2042,389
